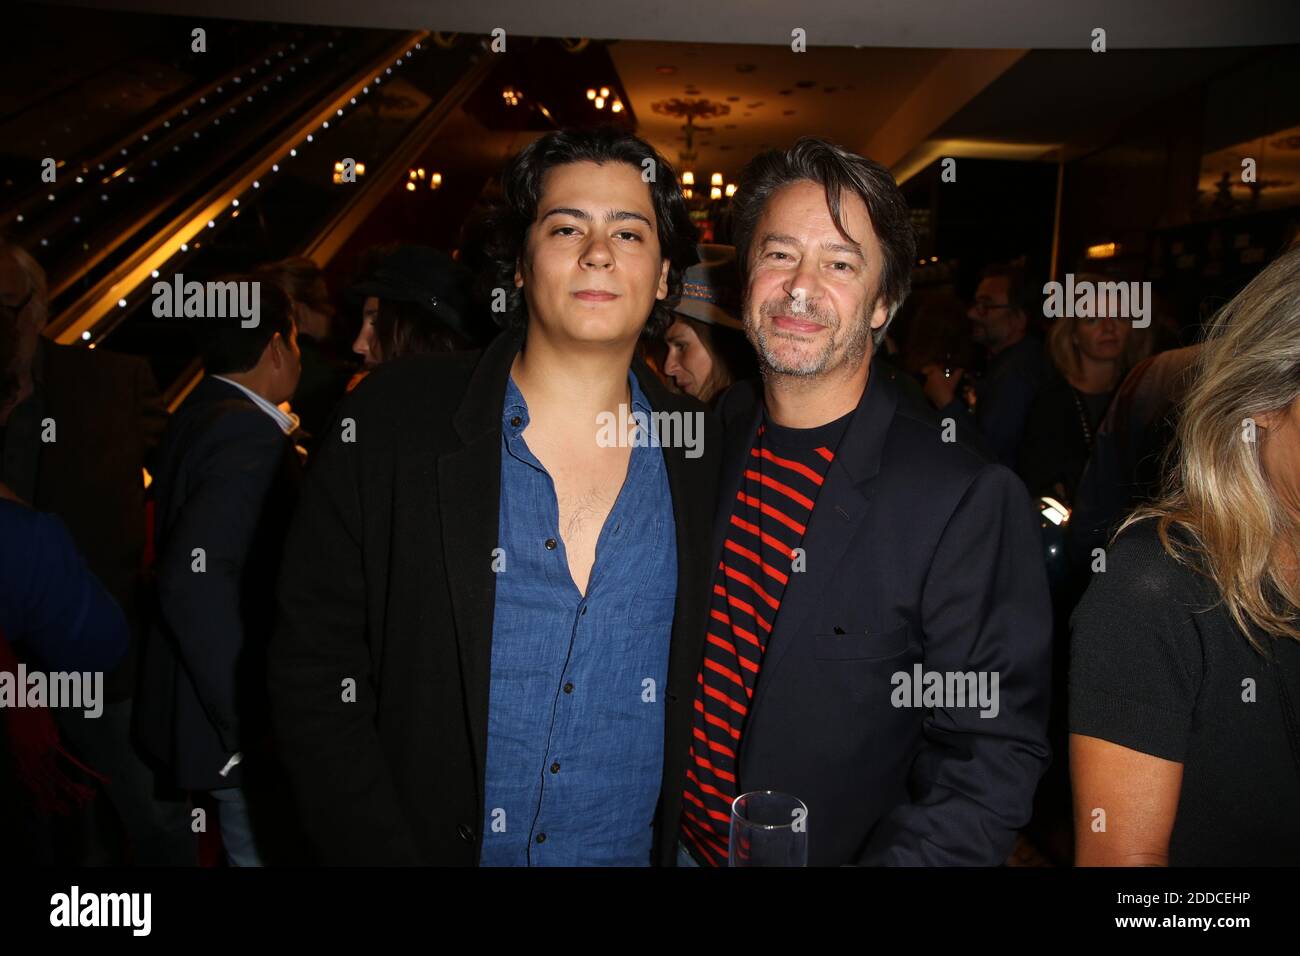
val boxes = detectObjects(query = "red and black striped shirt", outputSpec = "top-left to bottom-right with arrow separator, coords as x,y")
679,409 -> 851,866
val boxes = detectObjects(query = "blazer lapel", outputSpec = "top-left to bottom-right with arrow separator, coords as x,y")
711,379 -> 764,578
632,360 -> 713,705
436,330 -> 524,784
738,363 -> 899,770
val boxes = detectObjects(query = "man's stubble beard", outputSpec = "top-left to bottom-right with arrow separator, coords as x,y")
746,298 -> 874,381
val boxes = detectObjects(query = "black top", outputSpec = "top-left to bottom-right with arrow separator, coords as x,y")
762,406 -> 854,453
1070,519 -> 1300,865
1018,369 -> 1114,503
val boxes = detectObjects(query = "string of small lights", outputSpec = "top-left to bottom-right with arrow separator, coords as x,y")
62,36 -> 431,347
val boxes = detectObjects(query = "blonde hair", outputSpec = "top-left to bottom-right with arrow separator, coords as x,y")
1046,273 -> 1150,384
1122,246 -> 1300,648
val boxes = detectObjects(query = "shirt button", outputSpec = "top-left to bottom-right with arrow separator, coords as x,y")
510,415 -> 522,427
550,762 -> 560,774
563,682 -> 574,694
536,833 -> 547,844
545,538 -> 557,550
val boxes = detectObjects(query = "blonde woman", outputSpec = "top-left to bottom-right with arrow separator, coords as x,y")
1070,246 -> 1300,865
1017,276 -> 1150,501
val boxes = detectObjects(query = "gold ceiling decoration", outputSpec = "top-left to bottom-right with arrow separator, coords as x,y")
651,98 -> 732,121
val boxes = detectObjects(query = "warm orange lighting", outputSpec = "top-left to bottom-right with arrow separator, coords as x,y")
594,96 -> 605,109
406,182 -> 416,192
611,100 -> 623,113
711,172 -> 723,186
682,171 -> 695,186
430,172 -> 442,189
683,187 -> 693,199
710,186 -> 722,200
599,87 -> 609,98
725,183 -> 736,197
355,163 -> 365,175
587,88 -> 596,100
1086,242 -> 1119,259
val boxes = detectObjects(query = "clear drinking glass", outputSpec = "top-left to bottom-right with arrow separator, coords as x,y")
729,790 -> 808,867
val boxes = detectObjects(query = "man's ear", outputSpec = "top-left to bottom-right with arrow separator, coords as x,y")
266,332 -> 284,368
870,296 -> 890,332
655,258 -> 670,301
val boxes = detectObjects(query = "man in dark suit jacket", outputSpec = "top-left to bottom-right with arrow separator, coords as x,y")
136,279 -> 303,866
271,128 -> 718,865
675,138 -> 1051,867
0,242 -> 193,864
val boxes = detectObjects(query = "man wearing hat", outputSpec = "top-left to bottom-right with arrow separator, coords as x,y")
661,244 -> 758,404
345,244 -> 483,384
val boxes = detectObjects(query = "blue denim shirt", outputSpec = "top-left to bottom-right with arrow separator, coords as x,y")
479,371 -> 677,866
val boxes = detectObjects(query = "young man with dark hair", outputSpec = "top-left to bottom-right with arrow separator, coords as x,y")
136,279 -> 303,866
676,137 -> 1051,866
271,127 -> 719,865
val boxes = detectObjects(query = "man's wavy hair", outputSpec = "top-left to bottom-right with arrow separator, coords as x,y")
729,137 -> 916,345
473,126 -> 698,338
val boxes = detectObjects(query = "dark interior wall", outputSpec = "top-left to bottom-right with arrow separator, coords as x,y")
903,157 -> 1059,297
1056,86 -> 1205,280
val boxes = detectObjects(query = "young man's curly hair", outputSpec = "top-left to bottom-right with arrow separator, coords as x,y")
470,126 -> 699,339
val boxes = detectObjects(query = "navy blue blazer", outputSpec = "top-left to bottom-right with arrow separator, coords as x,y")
136,376 -> 300,791
693,361 -> 1053,866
